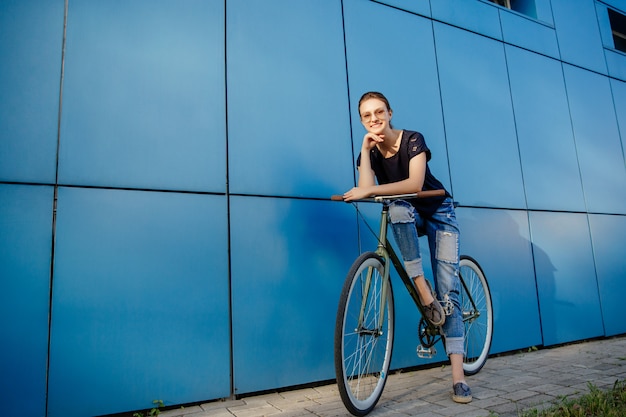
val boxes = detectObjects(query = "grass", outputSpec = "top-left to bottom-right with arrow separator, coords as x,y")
131,399 -> 164,417
517,380 -> 626,417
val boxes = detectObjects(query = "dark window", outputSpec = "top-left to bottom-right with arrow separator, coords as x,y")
608,9 -> 626,53
488,0 -> 537,19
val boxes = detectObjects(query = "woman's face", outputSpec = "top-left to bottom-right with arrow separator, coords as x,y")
359,98 -> 392,134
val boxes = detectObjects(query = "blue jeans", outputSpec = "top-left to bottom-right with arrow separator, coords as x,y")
388,198 -> 464,356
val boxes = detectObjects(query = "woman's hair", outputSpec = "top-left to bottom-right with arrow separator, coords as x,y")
358,91 -> 392,114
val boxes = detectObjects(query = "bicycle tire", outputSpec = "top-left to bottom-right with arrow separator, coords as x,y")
334,252 -> 394,416
459,255 -> 493,375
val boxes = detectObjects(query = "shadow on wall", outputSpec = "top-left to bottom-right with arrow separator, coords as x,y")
229,194 -> 358,394
456,205 -> 548,353
532,240 -> 558,346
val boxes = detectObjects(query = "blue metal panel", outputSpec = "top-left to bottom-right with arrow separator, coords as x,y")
563,64 -> 626,214
605,50 -> 626,81
0,0 -> 63,183
431,0 -> 502,40
375,0 -> 431,17
505,45 -> 585,212
601,0 -> 626,11
435,23 -> 526,209
58,0 -> 226,192
551,0 -> 607,74
230,196 -> 357,394
0,184 -> 53,417
48,188 -> 229,417
588,214 -> 626,336
535,0 -> 555,25
343,0 -> 451,191
529,212 -> 604,346
456,207 -> 542,353
611,79 -> 626,156
595,2 -> 614,48
226,0 -> 353,198
500,11 -> 559,58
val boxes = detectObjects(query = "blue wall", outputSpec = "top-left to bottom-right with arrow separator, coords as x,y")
1,0 -> 625,415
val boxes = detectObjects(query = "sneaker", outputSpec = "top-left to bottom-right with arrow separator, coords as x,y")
452,382 -> 472,403
422,281 -> 445,327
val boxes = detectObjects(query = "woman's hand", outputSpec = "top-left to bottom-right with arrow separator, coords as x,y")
362,132 -> 384,151
343,186 -> 374,202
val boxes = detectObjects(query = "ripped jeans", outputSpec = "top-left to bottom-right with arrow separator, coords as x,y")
388,198 -> 464,356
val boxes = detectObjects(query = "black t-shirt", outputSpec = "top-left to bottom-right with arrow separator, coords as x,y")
357,130 -> 448,217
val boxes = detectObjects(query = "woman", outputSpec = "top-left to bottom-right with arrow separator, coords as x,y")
343,91 -> 472,404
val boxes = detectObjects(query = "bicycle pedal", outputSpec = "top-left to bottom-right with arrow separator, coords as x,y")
416,345 -> 437,359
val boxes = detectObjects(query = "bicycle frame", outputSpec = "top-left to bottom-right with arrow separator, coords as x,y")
357,199 -> 481,339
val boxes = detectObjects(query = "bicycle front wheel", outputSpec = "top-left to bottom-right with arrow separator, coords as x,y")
459,255 -> 493,375
334,252 -> 394,416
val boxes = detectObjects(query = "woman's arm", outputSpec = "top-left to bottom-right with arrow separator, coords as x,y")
357,149 -> 376,188
344,152 -> 427,201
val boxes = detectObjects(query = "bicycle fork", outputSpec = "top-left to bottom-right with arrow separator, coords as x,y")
357,207 -> 393,337
356,258 -> 391,337
459,269 -> 481,323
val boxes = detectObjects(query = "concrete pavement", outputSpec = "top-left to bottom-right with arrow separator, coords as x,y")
156,335 -> 626,417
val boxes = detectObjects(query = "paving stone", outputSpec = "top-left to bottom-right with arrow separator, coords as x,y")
184,410 -> 234,417
158,406 -> 202,417
516,393 -> 558,408
228,402 -> 282,417
200,398 -> 246,411
471,396 -> 511,410
487,400 -> 523,416
268,397 -> 319,412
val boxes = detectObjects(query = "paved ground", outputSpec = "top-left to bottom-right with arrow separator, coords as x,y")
158,336 -> 626,417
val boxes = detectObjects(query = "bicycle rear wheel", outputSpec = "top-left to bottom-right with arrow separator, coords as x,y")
459,255 -> 493,375
334,252 -> 394,416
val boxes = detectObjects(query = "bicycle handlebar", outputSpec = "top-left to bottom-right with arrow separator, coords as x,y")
330,189 -> 445,202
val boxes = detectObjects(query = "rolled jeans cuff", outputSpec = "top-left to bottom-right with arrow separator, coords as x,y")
404,258 -> 424,278
445,336 -> 464,356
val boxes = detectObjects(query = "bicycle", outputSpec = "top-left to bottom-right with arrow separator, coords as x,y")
331,190 -> 493,416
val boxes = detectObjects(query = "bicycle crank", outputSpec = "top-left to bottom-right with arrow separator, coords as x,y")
418,318 -> 441,344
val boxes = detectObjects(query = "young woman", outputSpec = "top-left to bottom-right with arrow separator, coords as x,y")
343,91 -> 472,404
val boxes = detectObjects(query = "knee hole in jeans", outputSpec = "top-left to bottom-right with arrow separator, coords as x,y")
435,230 -> 459,264
388,203 -> 414,224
